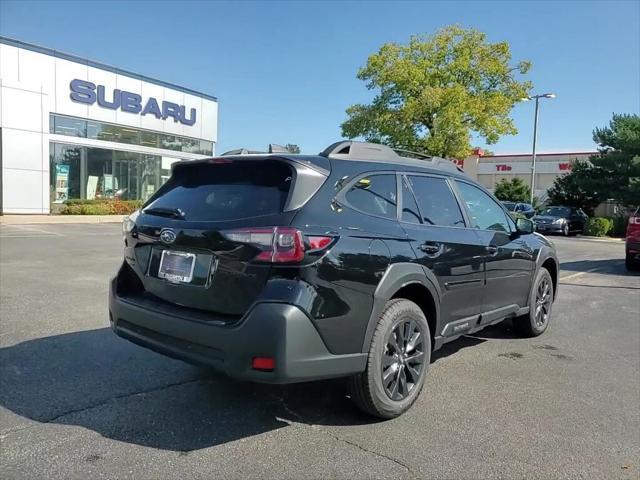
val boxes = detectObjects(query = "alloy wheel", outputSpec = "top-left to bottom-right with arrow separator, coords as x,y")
534,276 -> 552,328
381,320 -> 425,401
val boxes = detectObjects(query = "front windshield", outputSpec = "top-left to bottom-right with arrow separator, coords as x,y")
541,206 -> 570,217
502,201 -> 516,211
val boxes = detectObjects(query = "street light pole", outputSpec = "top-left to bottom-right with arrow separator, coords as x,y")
530,96 -> 540,205
523,93 -> 555,205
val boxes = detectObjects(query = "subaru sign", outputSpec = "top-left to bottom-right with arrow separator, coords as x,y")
69,79 -> 196,126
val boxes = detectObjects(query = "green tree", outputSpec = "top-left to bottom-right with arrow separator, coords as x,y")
546,160 -> 604,215
590,114 -> 640,207
494,178 -> 530,202
341,26 -> 532,159
546,113 -> 640,213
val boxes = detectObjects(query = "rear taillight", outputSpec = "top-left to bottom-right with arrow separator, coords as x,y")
222,227 -> 333,263
629,217 -> 640,225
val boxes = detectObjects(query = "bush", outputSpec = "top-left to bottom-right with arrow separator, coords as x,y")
606,215 -> 629,238
584,217 -> 613,237
60,199 -> 142,215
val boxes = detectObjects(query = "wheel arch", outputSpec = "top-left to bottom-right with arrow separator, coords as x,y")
361,263 -> 441,353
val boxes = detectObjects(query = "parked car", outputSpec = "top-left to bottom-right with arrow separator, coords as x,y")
626,207 -> 640,270
501,201 -> 536,219
534,206 -> 588,236
110,141 -> 559,418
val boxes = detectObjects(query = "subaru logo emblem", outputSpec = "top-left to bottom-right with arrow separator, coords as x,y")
160,229 -> 176,244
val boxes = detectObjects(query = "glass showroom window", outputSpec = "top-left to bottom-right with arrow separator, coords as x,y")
50,143 -> 82,203
50,114 -> 214,155
50,143 -> 165,204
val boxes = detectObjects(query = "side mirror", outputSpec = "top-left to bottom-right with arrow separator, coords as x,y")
516,217 -> 534,234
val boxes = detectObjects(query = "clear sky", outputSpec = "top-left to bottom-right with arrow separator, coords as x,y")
1,0 -> 639,156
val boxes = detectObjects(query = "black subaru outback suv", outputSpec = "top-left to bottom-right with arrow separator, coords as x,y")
110,141 -> 558,418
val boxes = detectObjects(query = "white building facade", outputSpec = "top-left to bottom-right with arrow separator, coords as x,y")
0,37 -> 218,214
459,150 -> 597,200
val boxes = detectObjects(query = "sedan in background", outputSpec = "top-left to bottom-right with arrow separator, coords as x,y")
502,201 -> 536,219
534,206 -> 588,236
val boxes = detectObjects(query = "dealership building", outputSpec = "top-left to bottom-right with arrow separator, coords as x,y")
0,36 -> 218,214
459,150 -> 597,201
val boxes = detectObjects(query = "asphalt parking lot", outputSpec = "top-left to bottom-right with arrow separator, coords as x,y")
1,223 -> 639,479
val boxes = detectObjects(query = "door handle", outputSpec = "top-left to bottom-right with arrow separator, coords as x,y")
420,242 -> 441,255
486,245 -> 499,256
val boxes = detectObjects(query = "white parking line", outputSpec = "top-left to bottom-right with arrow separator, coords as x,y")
0,224 -> 62,238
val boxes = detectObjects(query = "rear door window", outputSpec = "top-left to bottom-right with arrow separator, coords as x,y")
144,160 -> 293,221
406,175 -> 465,227
345,174 -> 397,219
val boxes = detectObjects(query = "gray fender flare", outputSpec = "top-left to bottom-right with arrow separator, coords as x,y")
361,263 -> 441,353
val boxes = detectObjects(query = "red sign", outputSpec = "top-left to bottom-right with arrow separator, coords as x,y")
496,164 -> 512,172
452,159 -> 464,168
558,162 -> 571,171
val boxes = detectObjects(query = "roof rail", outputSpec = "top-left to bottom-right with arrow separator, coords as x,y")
320,140 -> 463,174
220,144 -> 292,156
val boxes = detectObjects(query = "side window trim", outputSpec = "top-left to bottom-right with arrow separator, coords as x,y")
446,177 -> 473,229
336,170 -> 399,221
399,173 -> 424,225
453,178 -> 514,233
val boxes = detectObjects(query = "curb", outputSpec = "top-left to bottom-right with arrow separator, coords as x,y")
0,215 -> 126,225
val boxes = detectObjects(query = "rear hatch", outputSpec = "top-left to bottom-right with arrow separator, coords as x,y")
122,157 -> 328,319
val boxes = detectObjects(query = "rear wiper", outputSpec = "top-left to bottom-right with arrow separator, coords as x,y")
142,207 -> 186,219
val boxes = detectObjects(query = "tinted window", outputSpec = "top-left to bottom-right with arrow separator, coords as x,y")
401,176 -> 421,223
145,161 -> 292,221
455,181 -> 510,232
502,201 -> 516,211
345,174 -> 397,219
407,176 -> 465,227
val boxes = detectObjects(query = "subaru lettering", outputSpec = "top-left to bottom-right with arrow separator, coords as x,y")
69,79 -> 197,126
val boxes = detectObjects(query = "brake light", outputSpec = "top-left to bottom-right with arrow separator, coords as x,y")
629,217 -> 640,225
222,227 -> 305,263
208,158 -> 234,164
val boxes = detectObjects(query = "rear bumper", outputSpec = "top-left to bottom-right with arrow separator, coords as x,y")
109,279 -> 366,383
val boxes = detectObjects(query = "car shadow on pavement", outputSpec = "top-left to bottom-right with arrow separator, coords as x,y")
0,327 -> 380,452
560,258 -> 637,276
1,321 -> 524,452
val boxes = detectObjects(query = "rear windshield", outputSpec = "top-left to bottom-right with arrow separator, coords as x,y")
145,160 -> 292,221
542,206 -> 570,217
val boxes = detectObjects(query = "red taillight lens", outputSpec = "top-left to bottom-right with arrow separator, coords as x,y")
222,227 -> 305,263
252,357 -> 275,371
629,217 -> 640,225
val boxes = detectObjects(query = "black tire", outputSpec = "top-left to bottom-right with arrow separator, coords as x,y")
348,299 -> 431,419
513,267 -> 554,337
626,253 -> 640,271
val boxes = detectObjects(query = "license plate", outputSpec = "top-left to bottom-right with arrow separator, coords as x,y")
158,250 -> 196,284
